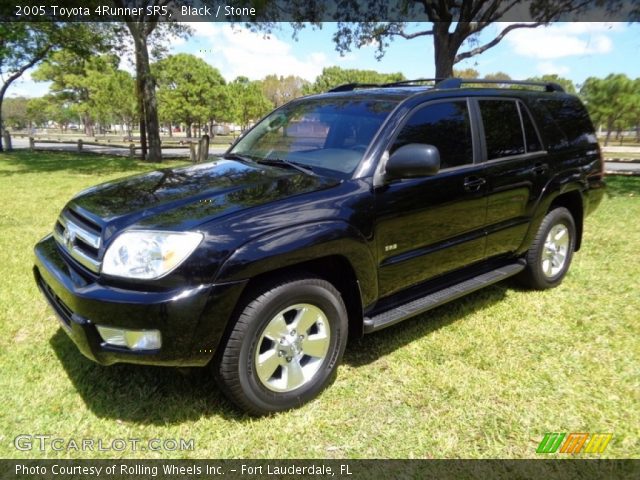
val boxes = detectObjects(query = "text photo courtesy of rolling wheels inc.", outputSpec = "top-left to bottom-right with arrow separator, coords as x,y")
1,2 -> 639,479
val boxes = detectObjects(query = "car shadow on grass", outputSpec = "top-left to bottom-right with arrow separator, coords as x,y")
49,330 -> 246,425
50,282 -> 509,424
344,283 -> 508,367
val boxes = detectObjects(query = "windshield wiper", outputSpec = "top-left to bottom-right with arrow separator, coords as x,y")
256,158 -> 316,176
223,153 -> 256,164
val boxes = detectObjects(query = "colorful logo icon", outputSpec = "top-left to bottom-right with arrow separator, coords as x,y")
536,433 -> 613,454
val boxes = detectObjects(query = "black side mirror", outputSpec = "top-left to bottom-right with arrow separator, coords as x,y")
385,144 -> 440,180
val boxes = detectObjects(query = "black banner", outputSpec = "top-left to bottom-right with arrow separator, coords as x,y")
1,0 -> 640,23
1,459 -> 639,480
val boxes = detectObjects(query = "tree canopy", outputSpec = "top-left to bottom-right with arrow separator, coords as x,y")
154,53 -> 226,137
304,66 -> 405,93
580,74 -> 638,145
0,22 -> 109,150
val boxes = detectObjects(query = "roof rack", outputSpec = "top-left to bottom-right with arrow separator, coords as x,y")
328,78 -> 565,93
328,78 -> 443,93
436,78 -> 565,92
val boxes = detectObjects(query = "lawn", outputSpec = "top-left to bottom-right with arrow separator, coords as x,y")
0,150 -> 638,459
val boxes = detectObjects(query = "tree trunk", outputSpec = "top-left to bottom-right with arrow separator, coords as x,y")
130,22 -> 161,162
187,123 -> 192,139
0,97 -> 4,152
605,121 -> 613,146
433,25 -> 457,79
137,34 -> 161,162
0,85 -> 8,152
134,52 -> 147,159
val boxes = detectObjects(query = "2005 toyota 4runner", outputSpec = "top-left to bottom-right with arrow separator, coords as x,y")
34,78 -> 605,414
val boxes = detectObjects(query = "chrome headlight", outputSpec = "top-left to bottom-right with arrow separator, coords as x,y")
102,230 -> 203,280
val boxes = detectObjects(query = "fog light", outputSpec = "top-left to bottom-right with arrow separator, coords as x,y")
97,326 -> 162,350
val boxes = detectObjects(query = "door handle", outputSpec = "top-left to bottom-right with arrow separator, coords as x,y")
463,176 -> 486,191
532,162 -> 548,175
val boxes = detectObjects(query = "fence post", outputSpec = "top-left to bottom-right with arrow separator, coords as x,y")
77,139 -> 83,152
129,144 -> 135,158
197,134 -> 210,163
189,142 -> 197,163
29,137 -> 35,150
2,130 -> 12,151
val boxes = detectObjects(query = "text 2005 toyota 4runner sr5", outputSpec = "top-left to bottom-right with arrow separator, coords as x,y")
34,78 -> 605,414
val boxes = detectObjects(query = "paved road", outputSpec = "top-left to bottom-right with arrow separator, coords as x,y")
604,162 -> 640,174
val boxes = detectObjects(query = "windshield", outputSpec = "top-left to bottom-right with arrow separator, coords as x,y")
230,97 -> 399,178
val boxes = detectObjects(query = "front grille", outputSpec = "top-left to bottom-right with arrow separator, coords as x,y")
53,207 -> 102,273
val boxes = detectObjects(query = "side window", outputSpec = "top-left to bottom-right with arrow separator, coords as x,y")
520,103 -> 542,152
533,97 -> 597,150
479,100 -> 525,159
391,101 -> 473,169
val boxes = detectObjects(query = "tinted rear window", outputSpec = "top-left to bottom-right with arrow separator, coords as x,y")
531,96 -> 597,150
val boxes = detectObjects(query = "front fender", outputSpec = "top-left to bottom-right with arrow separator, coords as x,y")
214,220 -> 378,306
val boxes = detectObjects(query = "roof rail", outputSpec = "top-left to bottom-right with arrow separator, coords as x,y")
327,78 -> 565,94
327,78 -> 443,93
328,83 -> 383,92
436,78 -> 565,93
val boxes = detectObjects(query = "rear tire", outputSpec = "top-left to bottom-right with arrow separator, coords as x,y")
518,207 -> 576,290
214,276 -> 348,415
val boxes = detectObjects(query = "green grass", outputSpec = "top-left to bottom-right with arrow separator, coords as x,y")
0,150 -> 638,459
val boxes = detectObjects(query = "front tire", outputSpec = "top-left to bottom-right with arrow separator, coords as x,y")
214,276 -> 348,415
519,207 -> 576,290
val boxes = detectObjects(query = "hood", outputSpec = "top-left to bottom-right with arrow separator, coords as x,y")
68,158 -> 339,234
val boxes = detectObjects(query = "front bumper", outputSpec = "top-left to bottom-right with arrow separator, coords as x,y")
34,235 -> 246,366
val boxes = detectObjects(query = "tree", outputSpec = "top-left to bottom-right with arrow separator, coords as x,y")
112,4 -> 191,161
261,75 -> 309,107
33,51 -> 138,136
453,68 -> 480,79
27,95 -> 77,132
0,23 -> 106,151
26,97 -> 50,128
154,53 -> 226,138
580,74 -> 636,146
249,1 -> 598,78
526,74 -> 576,94
86,67 -> 137,136
1,97 -> 29,129
630,79 -> 640,143
304,66 -> 405,94
484,72 -> 511,81
230,77 -> 273,130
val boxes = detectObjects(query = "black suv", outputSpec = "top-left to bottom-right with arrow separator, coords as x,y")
34,79 -> 605,414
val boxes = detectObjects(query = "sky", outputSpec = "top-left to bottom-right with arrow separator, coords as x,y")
7,21 -> 640,98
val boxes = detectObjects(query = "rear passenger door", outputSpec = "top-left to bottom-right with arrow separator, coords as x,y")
475,98 -> 547,258
374,99 -> 488,298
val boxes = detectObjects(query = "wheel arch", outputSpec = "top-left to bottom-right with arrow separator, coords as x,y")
234,256 -> 365,340
548,190 -> 584,251
214,221 -> 376,342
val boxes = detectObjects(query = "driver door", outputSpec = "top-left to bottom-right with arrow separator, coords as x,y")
374,99 -> 488,298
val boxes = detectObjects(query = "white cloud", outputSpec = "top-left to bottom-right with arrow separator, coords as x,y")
504,23 -> 614,59
188,25 -> 330,81
536,61 -> 570,76
184,22 -> 218,38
